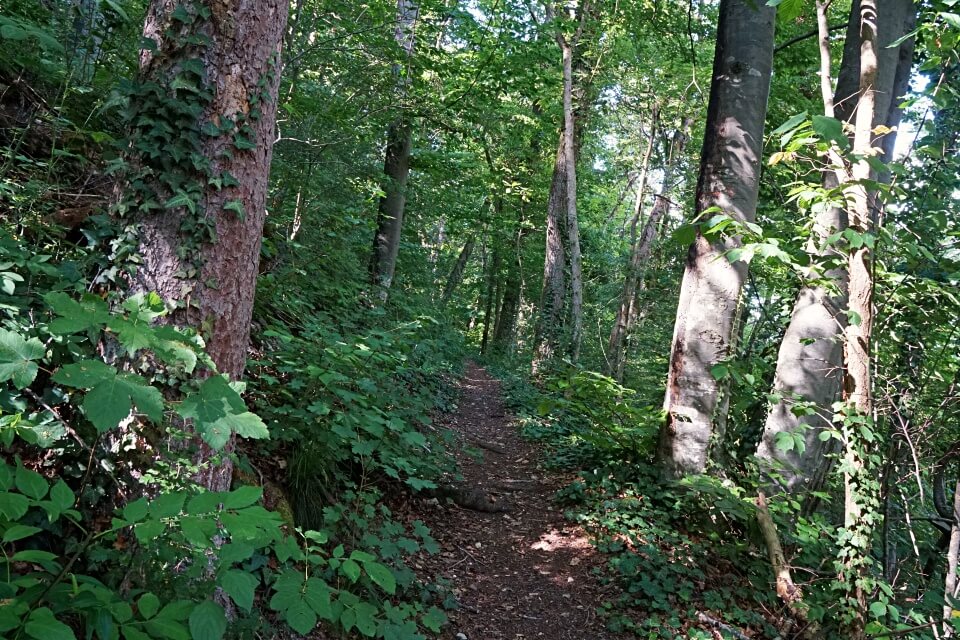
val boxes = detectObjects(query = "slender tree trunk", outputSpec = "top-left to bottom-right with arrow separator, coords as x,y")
608,117 -> 692,380
370,0 -> 419,300
493,245 -> 523,355
480,243 -> 501,354
756,0 -> 915,493
656,0 -> 776,479
131,0 -> 288,491
607,114 -> 657,378
839,0 -> 879,631
945,476 -> 960,636
560,36 -> 583,363
441,235 -> 475,303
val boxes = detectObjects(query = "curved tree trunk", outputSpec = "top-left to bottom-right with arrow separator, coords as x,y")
657,0 -> 776,479
131,0 -> 288,491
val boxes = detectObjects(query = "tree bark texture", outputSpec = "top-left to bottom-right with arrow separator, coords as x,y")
480,242 -> 501,354
944,476 -> 960,636
493,246 -> 522,355
532,138 -> 567,371
133,0 -> 288,490
370,0 -> 419,300
441,235 -> 475,303
560,37 -> 584,363
840,0 -> 879,633
755,0 -> 915,493
657,0 -> 776,479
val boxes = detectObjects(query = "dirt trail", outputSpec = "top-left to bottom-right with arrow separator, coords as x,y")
417,363 -> 624,640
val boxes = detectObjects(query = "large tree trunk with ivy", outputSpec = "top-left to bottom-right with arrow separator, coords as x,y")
127,0 -> 288,491
656,0 -> 775,479
755,0 -> 915,494
531,139 -> 568,371
839,0 -> 880,632
370,0 -> 419,300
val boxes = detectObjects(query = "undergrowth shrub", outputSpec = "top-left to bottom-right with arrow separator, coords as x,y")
0,227 -> 455,639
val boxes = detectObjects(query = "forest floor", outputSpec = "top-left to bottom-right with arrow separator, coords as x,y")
413,363 -> 625,640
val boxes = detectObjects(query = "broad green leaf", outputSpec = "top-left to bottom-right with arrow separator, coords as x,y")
364,561 -> 396,594
0,329 -> 44,388
188,601 -> 226,640
0,492 -> 30,519
220,569 -> 257,612
52,360 -> 115,387
771,111 -> 808,137
138,593 -> 161,619
3,524 -> 41,542
25,607 -> 76,640
341,558 -> 361,582
134,519 -> 165,542
50,480 -> 74,511
45,292 -> 110,334
107,316 -> 155,355
151,492 -> 186,519
223,485 -> 262,509
284,600 -> 317,635
12,549 -> 58,563
16,465 -> 47,500
303,578 -> 332,619
421,606 -> 447,632
812,115 -> 850,150
76,371 -> 164,432
123,497 -> 149,522
223,412 -> 269,440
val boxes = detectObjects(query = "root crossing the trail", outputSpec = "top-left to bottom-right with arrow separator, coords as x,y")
417,363 -> 624,640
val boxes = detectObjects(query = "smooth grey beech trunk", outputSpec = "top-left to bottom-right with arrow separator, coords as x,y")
657,0 -> 775,479
133,0 -> 288,491
755,0 -> 915,493
370,0 -> 419,300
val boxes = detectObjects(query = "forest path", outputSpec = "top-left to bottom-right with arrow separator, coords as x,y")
416,362 -> 624,640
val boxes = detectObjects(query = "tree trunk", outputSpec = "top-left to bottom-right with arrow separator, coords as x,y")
608,117 -> 691,381
531,138 -> 567,371
755,0 -> 915,493
656,0 -> 775,479
441,235 -> 476,303
370,0 -> 419,301
607,114 -> 657,378
493,246 -> 522,355
944,476 -> 960,636
560,36 -> 583,363
839,0 -> 878,632
130,0 -> 288,491
480,242 -> 501,354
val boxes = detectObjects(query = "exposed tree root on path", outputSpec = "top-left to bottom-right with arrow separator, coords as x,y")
415,363 -> 625,640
